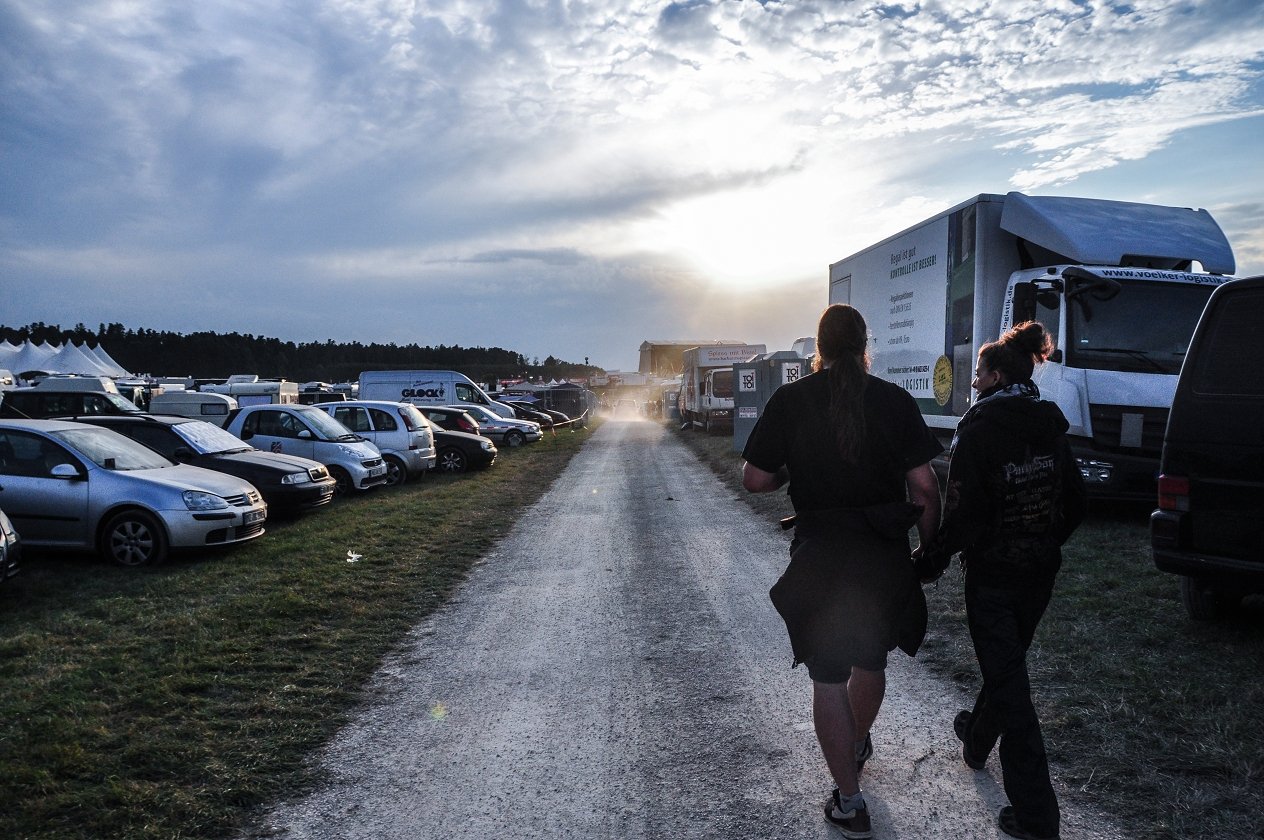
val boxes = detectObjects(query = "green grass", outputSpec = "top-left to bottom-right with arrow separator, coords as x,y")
0,424 -> 595,840
677,425 -> 1264,840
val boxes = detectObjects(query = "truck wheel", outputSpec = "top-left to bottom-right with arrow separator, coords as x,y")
1180,575 -> 1236,620
329,466 -> 354,496
100,509 -> 169,567
383,455 -> 408,487
437,447 -> 468,473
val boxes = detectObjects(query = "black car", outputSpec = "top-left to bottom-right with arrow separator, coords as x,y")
66,414 -> 338,515
429,425 -> 497,473
0,386 -> 145,419
497,399 -> 565,428
418,406 -> 482,436
1151,275 -> 1264,619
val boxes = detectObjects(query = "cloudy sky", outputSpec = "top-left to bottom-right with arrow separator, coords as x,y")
3,0 -> 1262,372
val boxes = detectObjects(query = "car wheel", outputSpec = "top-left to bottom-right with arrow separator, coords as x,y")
437,447 -> 468,473
100,509 -> 169,567
383,455 -> 408,487
504,430 -> 525,448
1180,575 -> 1237,621
329,466 -> 354,496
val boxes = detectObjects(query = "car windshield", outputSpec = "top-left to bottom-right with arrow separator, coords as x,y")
105,392 -> 146,413
173,420 -> 253,455
294,405 -> 361,441
52,426 -> 173,470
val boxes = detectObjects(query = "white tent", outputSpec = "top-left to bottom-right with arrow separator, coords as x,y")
0,340 -> 132,378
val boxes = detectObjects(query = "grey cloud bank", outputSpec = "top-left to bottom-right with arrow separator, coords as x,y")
2,0 -> 1262,371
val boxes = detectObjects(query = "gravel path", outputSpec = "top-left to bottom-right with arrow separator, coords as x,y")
251,419 -> 1126,839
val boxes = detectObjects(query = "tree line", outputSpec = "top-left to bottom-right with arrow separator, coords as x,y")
1,322 -> 601,385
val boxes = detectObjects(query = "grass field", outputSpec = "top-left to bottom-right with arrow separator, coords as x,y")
676,424 -> 1264,840
3,417 -> 1261,839
0,425 -> 595,840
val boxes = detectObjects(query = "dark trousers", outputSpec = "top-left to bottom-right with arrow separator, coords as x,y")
962,579 -> 1060,837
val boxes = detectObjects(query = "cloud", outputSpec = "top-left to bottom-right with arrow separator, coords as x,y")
2,0 -> 1263,368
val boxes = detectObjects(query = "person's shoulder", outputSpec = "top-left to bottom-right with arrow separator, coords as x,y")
866,374 -> 918,406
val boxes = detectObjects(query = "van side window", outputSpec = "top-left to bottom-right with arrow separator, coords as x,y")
454,383 -> 480,403
368,408 -> 397,431
1191,289 -> 1264,397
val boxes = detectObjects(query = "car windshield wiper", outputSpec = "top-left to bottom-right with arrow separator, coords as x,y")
1080,346 -> 1167,373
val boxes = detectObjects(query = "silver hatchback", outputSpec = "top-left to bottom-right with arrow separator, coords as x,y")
0,419 -> 267,566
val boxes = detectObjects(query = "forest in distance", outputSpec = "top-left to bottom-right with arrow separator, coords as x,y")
0,322 -> 602,385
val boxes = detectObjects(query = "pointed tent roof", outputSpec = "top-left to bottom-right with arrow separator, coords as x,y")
48,343 -> 112,375
82,342 -> 130,376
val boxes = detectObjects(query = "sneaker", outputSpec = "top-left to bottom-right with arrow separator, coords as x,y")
855,733 -> 873,774
998,805 -> 1060,840
954,709 -> 987,770
823,788 -> 872,839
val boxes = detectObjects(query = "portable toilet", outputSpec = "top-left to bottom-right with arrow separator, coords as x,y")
732,350 -> 809,452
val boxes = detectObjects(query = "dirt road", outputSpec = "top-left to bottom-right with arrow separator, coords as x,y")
252,419 -> 1124,839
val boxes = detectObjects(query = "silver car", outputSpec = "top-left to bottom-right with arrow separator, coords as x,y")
449,404 -> 542,447
315,400 -> 438,485
0,419 -> 267,567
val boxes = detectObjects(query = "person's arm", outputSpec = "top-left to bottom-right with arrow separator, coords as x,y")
742,461 -> 788,494
905,461 -> 941,551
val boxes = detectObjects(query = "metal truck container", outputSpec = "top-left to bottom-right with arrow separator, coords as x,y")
828,191 -> 1236,499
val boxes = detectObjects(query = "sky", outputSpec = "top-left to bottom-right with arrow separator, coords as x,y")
2,0 -> 1263,373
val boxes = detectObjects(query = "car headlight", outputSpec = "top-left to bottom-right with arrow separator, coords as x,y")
182,490 -> 229,511
481,440 -> 494,451
280,472 -> 312,485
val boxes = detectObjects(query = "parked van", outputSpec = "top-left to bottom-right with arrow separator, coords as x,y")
1151,275 -> 1264,619
224,404 -> 388,495
0,377 -> 144,419
149,391 -> 239,426
314,400 -> 437,486
201,376 -> 299,407
357,370 -> 515,418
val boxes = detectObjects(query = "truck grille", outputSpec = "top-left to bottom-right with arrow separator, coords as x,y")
1089,404 -> 1168,455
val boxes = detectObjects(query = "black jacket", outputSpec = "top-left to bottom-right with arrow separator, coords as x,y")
924,385 -> 1086,587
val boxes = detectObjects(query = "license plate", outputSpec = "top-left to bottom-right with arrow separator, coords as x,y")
369,465 -> 387,477
244,509 -> 266,524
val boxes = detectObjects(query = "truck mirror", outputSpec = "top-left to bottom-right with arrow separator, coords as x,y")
1012,283 -> 1038,323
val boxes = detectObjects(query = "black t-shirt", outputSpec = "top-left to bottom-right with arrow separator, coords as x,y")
742,370 -> 942,512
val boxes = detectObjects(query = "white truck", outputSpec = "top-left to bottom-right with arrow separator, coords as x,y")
678,343 -> 766,432
829,191 -> 1236,500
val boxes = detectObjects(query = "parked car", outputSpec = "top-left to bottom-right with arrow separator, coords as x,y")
453,404 -> 542,447
496,399 -> 561,429
1151,275 -> 1264,619
314,400 -> 437,486
429,425 -> 498,473
0,507 -> 20,586
0,419 -> 267,566
224,404 -> 389,496
63,414 -> 337,515
417,406 -> 482,436
0,380 -> 145,419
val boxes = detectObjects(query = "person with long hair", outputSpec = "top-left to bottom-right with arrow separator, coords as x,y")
741,304 -> 942,839
919,321 -> 1086,840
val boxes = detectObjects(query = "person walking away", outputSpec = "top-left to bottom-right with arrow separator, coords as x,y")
742,304 -> 942,839
918,321 -> 1086,840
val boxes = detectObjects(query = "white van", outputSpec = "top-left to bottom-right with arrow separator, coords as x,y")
148,391 -> 239,427
357,370 -> 515,418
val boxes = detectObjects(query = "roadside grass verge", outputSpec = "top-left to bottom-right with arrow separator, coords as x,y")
0,423 -> 596,840
675,424 -> 1264,840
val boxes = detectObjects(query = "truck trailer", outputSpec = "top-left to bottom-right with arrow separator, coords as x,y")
828,191 -> 1236,499
678,343 -> 766,433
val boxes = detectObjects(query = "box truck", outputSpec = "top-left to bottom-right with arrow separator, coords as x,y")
829,191 -> 1236,499
678,343 -> 766,433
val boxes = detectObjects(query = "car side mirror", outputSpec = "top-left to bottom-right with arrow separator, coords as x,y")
172,446 -> 194,461
297,430 -> 313,440
239,429 -> 254,441
50,463 -> 82,480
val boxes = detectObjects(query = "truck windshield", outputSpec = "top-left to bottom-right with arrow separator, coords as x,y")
711,370 -> 734,399
1066,279 -> 1218,375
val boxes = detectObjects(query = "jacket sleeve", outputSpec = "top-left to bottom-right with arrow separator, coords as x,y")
1053,436 -> 1086,545
919,427 -> 991,574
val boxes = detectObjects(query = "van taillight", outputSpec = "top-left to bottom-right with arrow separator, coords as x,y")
1157,474 -> 1190,512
